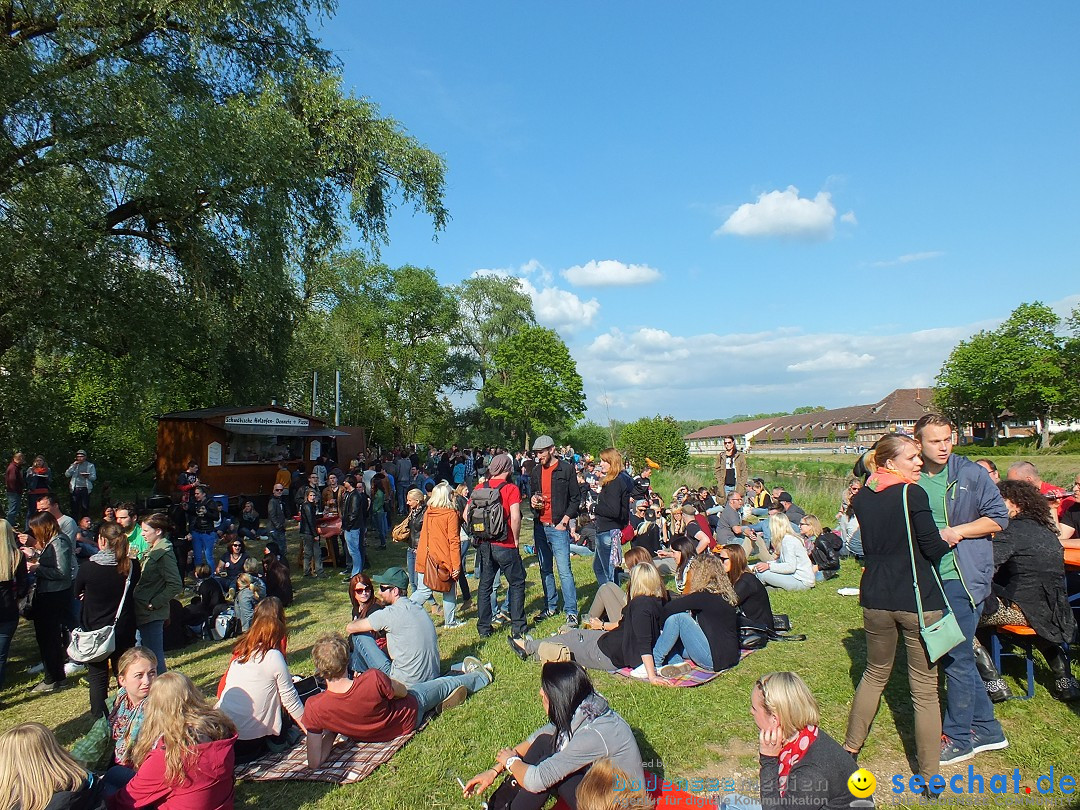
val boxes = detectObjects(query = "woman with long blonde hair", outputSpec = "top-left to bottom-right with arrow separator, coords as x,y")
593,448 -> 632,588
0,518 -> 28,688
413,482 -> 463,627
510,563 -> 671,684
113,672 -> 237,810
0,722 -> 101,810
652,554 -> 741,675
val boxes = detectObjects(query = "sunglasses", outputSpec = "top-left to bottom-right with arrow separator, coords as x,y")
718,556 -> 730,562
354,586 -> 372,593
231,543 -> 243,548
378,585 -> 394,592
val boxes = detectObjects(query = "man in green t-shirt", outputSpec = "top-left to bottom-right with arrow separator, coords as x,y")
115,502 -> 148,560
915,414 -> 1008,768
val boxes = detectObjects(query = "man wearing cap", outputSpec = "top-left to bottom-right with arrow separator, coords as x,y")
468,453 -> 527,640
64,450 -> 96,521
528,436 -> 582,625
346,566 -> 440,687
714,436 -> 746,505
773,492 -> 806,527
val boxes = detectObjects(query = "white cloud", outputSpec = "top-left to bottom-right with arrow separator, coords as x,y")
472,262 -> 600,333
787,351 -> 874,372
717,186 -> 843,241
870,251 -> 945,267
840,211 -> 858,225
562,259 -> 662,287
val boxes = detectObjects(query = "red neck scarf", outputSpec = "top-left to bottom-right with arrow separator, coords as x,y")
778,724 -> 818,796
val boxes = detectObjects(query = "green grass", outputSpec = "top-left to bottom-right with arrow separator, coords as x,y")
3,497 -> 1079,808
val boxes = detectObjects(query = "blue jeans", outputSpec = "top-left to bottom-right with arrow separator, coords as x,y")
374,511 -> 389,547
351,633 -> 393,676
652,612 -> 713,670
477,543 -> 527,637
412,572 -> 458,624
406,548 -> 418,594
941,579 -> 1003,747
396,482 -> 410,514
344,528 -> 363,576
268,527 -> 286,557
406,670 -> 489,718
0,617 -> 18,687
516,474 -> 531,498
534,522 -> 578,617
5,491 -> 19,526
191,531 -> 217,568
136,620 -> 167,673
592,528 -> 621,587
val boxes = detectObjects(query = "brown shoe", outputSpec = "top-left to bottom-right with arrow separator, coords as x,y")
437,685 -> 468,713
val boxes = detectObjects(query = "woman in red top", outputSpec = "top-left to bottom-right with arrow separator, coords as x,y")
109,672 -> 237,810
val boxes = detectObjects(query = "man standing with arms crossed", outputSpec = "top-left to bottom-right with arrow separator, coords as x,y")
528,436 -> 582,626
64,449 -> 96,522
714,436 -> 747,504
914,414 -> 1010,766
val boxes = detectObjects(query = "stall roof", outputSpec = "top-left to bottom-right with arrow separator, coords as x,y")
159,405 -> 318,421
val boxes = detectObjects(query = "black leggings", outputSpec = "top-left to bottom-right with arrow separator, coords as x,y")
32,589 -> 72,684
504,733 -> 587,810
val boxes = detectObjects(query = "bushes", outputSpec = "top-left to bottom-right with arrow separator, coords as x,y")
618,415 -> 690,472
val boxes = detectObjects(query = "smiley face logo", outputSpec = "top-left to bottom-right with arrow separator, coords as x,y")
848,768 -> 876,798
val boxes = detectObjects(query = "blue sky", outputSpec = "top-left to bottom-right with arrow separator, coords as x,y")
316,3 -> 1080,422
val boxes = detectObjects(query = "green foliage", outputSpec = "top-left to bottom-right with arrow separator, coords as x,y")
451,275 -> 536,391
792,405 -> 826,414
0,1 -> 447,463
563,420 -> 613,456
936,301 -> 1080,448
482,326 -> 585,450
618,415 -> 691,471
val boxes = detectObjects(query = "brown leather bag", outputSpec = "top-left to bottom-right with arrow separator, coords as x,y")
391,519 -> 411,543
424,555 -> 454,593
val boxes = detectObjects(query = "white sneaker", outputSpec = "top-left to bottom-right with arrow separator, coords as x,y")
64,662 -> 87,678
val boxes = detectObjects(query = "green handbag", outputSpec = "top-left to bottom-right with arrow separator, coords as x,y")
71,694 -> 116,772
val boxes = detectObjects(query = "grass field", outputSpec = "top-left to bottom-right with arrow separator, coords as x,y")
3,469 -> 1079,809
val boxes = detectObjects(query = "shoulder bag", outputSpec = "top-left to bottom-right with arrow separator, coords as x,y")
67,564 -> 134,664
391,517 -> 411,543
902,485 -> 966,663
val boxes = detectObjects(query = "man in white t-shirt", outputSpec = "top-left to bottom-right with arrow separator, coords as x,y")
345,566 -> 440,687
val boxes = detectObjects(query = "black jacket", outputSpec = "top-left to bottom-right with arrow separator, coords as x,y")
595,472 -> 632,534
187,497 -> 220,533
759,728 -> 859,810
853,484 -> 950,613
0,555 -> 28,623
734,572 -> 774,631
529,459 -> 582,525
74,559 -> 141,634
44,774 -> 105,810
990,515 -> 1076,644
267,495 -> 287,530
298,500 -> 319,537
598,595 -> 664,669
341,488 -> 368,531
661,591 -> 740,671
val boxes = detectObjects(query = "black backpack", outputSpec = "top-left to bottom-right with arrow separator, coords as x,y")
469,481 -> 508,543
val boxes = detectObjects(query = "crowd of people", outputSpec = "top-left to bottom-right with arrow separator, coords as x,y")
1,416 -> 1079,809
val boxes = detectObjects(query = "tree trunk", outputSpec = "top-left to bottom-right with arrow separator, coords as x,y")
1039,413 -> 1051,449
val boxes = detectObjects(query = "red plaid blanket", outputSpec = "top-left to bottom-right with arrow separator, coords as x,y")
234,732 -> 414,784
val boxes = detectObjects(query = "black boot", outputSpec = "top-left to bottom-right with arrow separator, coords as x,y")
1039,642 -> 1080,702
973,639 -> 1013,703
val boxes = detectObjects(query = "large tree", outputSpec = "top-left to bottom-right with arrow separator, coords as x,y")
451,275 -> 536,390
482,326 -> 584,450
0,1 -> 447,465
617,415 -> 690,471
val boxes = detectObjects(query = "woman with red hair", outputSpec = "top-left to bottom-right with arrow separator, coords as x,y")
216,596 -> 306,762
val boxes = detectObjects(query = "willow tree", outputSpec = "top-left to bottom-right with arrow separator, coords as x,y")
0,1 -> 447,465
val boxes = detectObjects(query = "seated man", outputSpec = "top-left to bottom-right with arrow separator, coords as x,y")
345,566 -> 440,687
303,633 -> 493,768
714,492 -> 771,560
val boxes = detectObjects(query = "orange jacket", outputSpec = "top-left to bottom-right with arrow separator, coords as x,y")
416,506 -> 461,574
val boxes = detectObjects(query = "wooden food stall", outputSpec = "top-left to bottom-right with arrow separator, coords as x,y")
155,405 -> 353,502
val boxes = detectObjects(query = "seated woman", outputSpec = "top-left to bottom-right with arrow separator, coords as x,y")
798,515 -> 842,580
583,547 -> 653,630
236,501 -> 262,542
234,557 -> 265,632
755,514 -> 815,592
977,479 -> 1079,702
215,538 -> 248,587
108,672 -> 237,810
836,478 -> 863,559
652,555 -> 740,674
654,536 -> 697,592
464,661 -> 645,810
509,564 -> 669,685
96,646 -> 159,791
751,671 -> 858,810
216,597 -> 306,763
182,565 -> 227,632
722,544 -> 775,632
0,722 -> 104,810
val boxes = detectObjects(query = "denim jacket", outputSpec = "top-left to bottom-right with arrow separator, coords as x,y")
939,454 -> 1010,606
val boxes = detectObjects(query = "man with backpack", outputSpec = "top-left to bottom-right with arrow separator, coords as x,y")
466,453 -> 527,640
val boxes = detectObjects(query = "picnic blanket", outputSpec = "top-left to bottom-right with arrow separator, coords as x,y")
234,732 -> 414,784
614,650 -> 755,687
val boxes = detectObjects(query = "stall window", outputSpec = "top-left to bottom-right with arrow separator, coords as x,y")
226,433 -> 303,463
